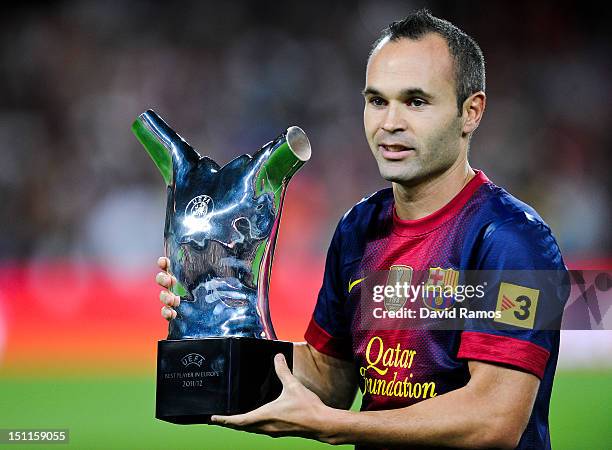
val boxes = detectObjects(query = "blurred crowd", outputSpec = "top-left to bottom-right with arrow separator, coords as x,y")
1,0 -> 610,268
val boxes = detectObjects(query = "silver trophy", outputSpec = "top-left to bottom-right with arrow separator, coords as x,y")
132,110 -> 311,423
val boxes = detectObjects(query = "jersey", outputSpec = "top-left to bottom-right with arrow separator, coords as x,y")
305,170 -> 567,450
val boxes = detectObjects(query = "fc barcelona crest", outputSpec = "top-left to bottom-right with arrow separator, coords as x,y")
423,267 -> 459,310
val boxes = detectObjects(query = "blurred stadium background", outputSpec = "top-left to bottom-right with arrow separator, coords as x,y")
0,1 -> 610,448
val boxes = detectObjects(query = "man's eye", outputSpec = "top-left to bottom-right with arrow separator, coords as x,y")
409,98 -> 426,107
369,97 -> 386,106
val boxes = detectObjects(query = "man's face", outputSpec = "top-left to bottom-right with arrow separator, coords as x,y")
363,33 -> 465,186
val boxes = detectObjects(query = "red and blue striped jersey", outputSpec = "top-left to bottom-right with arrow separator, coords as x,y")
305,170 -> 567,449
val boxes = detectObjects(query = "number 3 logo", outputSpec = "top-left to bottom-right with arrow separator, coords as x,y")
514,295 -> 532,320
494,282 -> 540,329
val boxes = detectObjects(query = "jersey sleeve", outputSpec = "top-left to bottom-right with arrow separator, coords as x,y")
304,220 -> 353,360
457,216 -> 569,379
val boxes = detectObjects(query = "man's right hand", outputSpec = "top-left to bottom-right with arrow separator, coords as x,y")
156,256 -> 180,321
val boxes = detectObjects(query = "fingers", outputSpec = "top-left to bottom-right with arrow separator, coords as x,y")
157,256 -> 170,270
211,406 -> 266,427
211,358 -> 291,426
161,305 -> 177,321
159,289 -> 179,321
159,290 -> 180,308
156,258 -> 178,322
210,414 -> 239,426
156,257 -> 175,288
274,354 -> 295,386
155,271 -> 176,289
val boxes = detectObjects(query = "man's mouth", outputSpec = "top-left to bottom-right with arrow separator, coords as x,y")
378,144 -> 415,160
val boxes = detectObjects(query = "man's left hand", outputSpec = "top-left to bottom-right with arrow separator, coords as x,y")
211,353 -> 335,441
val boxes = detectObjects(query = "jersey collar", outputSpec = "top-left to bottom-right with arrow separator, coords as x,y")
392,170 -> 489,237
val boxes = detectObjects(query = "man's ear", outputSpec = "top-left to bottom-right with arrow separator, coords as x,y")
462,91 -> 486,136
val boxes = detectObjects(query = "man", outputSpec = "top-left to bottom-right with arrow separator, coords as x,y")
157,9 -> 566,449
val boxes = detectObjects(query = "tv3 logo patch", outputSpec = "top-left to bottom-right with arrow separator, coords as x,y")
494,282 -> 539,329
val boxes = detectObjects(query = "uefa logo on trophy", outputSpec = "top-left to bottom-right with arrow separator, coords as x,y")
132,110 -> 311,423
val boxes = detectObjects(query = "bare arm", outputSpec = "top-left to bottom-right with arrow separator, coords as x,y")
321,361 -> 539,449
293,342 -> 358,410
213,358 -> 539,449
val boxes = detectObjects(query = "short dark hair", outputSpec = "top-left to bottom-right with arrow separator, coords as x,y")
371,9 -> 485,114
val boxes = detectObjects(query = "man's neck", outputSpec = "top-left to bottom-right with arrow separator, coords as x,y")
393,162 -> 475,220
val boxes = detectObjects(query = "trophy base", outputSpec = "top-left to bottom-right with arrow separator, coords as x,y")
156,337 -> 293,424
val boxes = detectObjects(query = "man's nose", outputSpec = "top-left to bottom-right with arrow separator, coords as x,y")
381,102 -> 406,133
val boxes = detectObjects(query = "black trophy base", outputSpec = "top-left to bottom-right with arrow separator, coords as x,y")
156,337 -> 293,424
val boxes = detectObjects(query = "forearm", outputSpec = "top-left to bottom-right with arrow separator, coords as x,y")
212,354 -> 536,448
293,342 -> 357,409
320,381 -> 527,449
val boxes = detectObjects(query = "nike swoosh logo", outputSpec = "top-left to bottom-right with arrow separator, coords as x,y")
348,277 -> 366,293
